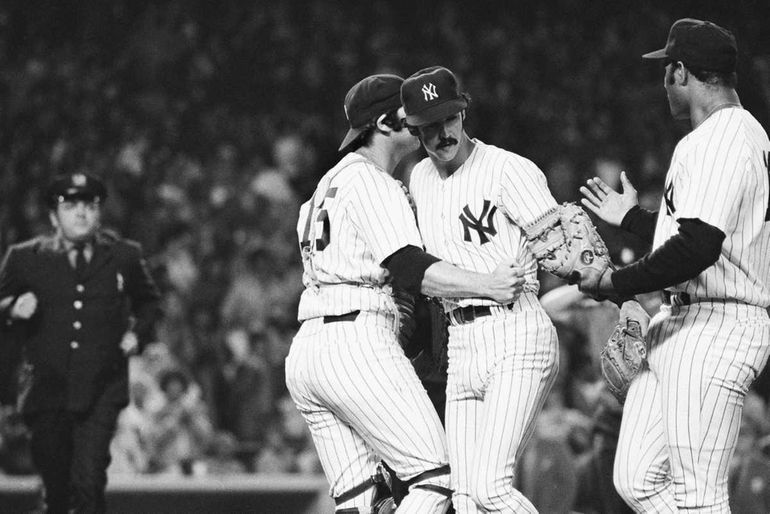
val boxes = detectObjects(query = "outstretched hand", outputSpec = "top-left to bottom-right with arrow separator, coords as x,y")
580,171 -> 638,227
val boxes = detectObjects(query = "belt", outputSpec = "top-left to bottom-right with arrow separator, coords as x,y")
662,291 -> 740,306
323,310 -> 360,324
447,304 -> 514,325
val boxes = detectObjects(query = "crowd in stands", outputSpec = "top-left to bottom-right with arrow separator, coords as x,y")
2,0 -> 770,509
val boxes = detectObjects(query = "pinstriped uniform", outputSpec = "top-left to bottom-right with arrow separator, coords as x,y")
410,140 -> 559,512
615,107 -> 770,512
286,152 -> 450,513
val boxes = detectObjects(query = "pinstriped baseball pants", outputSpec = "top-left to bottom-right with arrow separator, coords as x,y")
615,302 -> 770,513
286,312 -> 451,513
445,295 -> 559,513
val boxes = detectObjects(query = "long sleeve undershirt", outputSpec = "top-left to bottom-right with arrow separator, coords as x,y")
611,217 -> 725,296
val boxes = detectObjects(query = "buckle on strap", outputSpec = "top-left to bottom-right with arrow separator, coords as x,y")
334,468 -> 386,505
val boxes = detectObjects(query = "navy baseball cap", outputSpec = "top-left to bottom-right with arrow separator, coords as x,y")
642,18 -> 737,73
338,74 -> 404,152
401,66 -> 469,127
46,172 -> 107,207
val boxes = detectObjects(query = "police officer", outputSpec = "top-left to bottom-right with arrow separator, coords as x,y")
0,172 -> 162,514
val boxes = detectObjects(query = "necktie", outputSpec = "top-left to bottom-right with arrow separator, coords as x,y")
74,243 -> 87,276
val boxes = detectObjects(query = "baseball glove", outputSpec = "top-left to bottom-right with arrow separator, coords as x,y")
601,300 -> 650,402
524,203 -> 612,284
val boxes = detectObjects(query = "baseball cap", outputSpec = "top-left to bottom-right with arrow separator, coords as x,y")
338,74 -> 404,152
46,172 -> 107,207
401,66 -> 469,127
642,18 -> 737,73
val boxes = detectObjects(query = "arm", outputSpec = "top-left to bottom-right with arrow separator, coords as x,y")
581,218 -> 724,297
125,243 -> 162,352
384,245 -> 524,304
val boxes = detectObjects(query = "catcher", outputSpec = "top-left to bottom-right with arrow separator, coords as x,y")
523,202 -> 650,402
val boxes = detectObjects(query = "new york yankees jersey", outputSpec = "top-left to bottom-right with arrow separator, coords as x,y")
409,139 -> 558,311
296,152 -> 422,321
653,107 -> 770,306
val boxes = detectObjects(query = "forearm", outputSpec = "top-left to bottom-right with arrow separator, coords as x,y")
620,206 -> 658,243
612,218 -> 724,296
421,261 -> 491,298
128,251 -> 163,349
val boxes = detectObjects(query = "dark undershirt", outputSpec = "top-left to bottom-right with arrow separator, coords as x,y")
620,205 -> 657,243
383,245 -> 441,295
611,212 -> 725,296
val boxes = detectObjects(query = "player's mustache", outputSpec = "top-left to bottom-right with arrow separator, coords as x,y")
438,137 -> 458,149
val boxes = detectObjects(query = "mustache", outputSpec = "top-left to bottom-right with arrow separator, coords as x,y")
437,137 -> 458,149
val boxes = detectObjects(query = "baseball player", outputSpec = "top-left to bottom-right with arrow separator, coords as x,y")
401,66 -> 560,513
578,19 -> 770,511
285,73 -> 526,514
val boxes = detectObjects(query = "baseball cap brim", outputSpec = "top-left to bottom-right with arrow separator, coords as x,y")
338,126 -> 366,152
405,97 -> 468,127
642,48 -> 669,59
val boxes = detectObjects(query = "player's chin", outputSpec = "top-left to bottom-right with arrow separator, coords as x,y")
430,145 -> 458,161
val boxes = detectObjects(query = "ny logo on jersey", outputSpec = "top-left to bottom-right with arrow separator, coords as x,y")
664,182 -> 676,216
421,83 -> 438,101
459,200 -> 497,244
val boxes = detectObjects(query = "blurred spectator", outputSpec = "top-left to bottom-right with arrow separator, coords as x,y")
216,328 -> 273,444
108,381 -> 154,477
573,391 -> 633,514
147,368 -> 214,475
200,431 -> 248,475
253,395 -> 321,474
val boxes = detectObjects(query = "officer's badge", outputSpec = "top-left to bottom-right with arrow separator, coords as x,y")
117,272 -> 124,292
72,173 -> 87,187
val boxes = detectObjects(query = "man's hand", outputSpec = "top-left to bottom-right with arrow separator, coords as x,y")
580,171 -> 638,227
120,331 -> 140,356
486,258 -> 526,304
10,292 -> 37,320
577,267 -> 615,301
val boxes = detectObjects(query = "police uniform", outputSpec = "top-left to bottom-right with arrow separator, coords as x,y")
0,173 -> 161,514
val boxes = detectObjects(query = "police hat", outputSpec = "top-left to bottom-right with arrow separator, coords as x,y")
46,173 -> 107,208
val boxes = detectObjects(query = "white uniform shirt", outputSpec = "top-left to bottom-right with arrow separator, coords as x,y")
410,139 -> 558,311
296,152 -> 423,321
653,107 -> 770,306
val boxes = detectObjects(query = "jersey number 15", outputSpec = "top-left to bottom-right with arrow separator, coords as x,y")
300,188 -> 337,252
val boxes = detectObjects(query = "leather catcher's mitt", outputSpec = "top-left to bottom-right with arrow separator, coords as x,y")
524,203 -> 612,283
601,300 -> 649,402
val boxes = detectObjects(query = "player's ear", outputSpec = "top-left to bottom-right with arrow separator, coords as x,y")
674,61 -> 688,85
375,113 -> 391,134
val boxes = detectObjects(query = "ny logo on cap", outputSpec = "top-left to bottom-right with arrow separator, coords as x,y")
72,174 -> 87,187
421,83 -> 438,101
